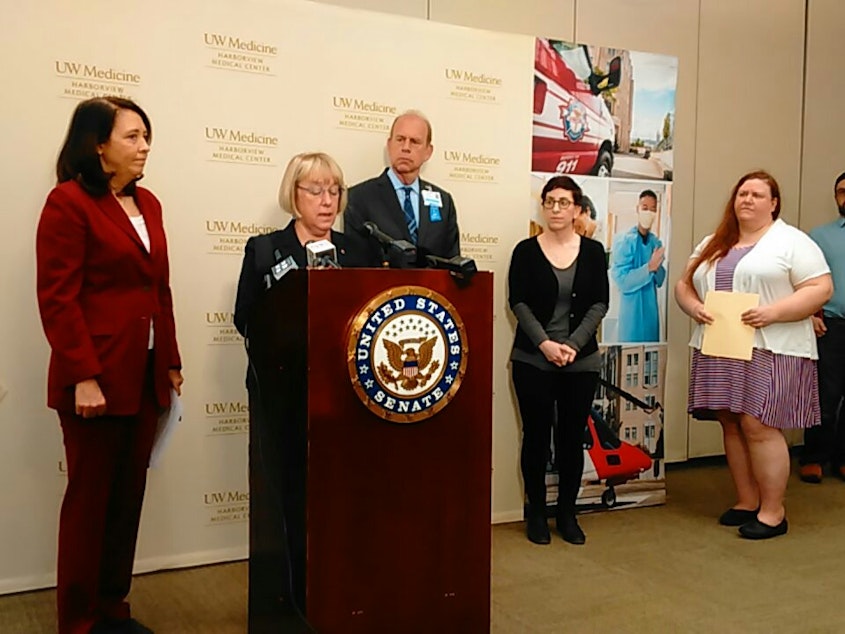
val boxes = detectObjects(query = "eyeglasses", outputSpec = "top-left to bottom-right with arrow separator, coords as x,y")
542,198 -> 573,210
297,184 -> 342,197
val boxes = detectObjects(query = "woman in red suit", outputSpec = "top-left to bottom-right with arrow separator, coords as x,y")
36,97 -> 183,634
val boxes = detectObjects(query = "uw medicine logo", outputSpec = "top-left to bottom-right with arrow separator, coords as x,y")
54,59 -> 141,100
348,287 -> 468,423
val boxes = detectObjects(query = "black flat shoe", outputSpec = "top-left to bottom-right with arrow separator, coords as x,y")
718,507 -> 758,526
556,515 -> 586,545
738,517 -> 788,540
526,516 -> 551,545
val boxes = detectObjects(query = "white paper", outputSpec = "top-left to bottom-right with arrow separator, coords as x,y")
150,388 -> 182,468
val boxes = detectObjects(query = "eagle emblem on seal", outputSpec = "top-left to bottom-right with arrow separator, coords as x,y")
347,286 -> 468,423
377,336 -> 441,390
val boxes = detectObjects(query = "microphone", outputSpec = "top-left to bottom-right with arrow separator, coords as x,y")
425,254 -> 478,281
305,239 -> 340,268
264,252 -> 298,289
361,221 -> 416,269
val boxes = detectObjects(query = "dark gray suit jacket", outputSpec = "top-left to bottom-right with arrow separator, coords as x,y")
345,169 -> 460,267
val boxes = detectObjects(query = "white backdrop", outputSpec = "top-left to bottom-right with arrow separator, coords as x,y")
0,0 -> 534,593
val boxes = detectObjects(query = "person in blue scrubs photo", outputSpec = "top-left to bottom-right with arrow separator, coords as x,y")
610,189 -> 666,342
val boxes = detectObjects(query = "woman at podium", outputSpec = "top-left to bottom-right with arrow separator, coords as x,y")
508,175 -> 609,547
234,151 -> 367,336
233,152 -> 369,626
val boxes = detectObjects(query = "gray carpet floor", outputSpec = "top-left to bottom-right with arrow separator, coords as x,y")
2,460 -> 843,633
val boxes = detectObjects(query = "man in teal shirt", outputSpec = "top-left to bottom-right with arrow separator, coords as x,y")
610,189 -> 666,342
800,172 -> 845,483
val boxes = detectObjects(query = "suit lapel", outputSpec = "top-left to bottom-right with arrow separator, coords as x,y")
95,193 -> 150,256
417,182 -> 430,244
274,220 -> 306,266
136,192 -> 159,260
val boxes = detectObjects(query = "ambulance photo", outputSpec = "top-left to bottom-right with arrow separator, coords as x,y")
532,38 -> 621,176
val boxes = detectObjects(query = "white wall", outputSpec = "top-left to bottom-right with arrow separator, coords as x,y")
688,0 -> 808,455
800,0 -> 845,231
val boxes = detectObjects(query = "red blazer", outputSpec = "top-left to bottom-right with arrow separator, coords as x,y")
36,180 -> 181,415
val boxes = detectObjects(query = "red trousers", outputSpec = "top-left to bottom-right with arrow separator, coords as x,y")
56,362 -> 159,634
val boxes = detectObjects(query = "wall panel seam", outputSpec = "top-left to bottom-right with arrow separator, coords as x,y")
686,0 -> 704,459
797,0 -> 809,225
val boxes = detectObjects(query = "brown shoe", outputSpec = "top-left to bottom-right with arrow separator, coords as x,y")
799,463 -> 823,483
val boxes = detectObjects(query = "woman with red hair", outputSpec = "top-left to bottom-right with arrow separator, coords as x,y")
675,171 -> 832,539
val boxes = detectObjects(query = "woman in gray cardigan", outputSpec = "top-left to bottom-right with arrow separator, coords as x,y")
508,175 -> 609,546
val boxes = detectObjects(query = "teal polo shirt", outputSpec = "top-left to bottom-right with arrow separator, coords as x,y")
810,217 -> 845,318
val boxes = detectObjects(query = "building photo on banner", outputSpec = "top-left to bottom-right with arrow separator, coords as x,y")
529,38 -> 677,513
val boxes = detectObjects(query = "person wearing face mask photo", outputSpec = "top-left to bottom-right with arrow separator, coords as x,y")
610,189 -> 666,342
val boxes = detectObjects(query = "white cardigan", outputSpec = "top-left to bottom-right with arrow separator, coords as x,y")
688,219 -> 830,359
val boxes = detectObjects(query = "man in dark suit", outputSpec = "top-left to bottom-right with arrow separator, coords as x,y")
346,110 -> 460,267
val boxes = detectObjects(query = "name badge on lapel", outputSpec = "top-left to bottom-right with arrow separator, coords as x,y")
422,189 -> 443,222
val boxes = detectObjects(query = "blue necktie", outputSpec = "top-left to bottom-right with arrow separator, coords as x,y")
402,187 -> 418,244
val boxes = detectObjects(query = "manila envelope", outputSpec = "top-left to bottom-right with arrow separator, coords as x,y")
700,290 -> 759,360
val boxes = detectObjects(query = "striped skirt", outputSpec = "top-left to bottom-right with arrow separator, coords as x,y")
688,347 -> 820,429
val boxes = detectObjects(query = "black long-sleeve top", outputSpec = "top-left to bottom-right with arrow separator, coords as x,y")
507,235 -> 609,362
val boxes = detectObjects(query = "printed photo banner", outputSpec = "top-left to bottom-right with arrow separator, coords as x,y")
529,38 -> 678,512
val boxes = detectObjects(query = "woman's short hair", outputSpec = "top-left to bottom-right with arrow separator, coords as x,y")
56,96 -> 151,197
278,152 -> 348,217
541,175 -> 583,207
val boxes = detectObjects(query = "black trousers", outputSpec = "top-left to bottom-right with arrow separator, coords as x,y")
512,361 -> 598,517
802,317 -> 845,467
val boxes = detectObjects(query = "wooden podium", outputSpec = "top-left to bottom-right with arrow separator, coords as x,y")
245,268 -> 493,634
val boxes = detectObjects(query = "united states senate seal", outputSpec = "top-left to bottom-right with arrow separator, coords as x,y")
347,286 -> 468,423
